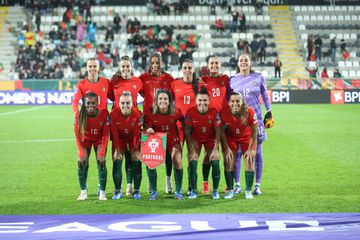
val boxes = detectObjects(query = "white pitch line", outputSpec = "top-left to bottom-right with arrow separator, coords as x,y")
0,106 -> 48,116
0,138 -> 74,144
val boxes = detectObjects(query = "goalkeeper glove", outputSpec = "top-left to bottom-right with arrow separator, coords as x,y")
263,110 -> 274,129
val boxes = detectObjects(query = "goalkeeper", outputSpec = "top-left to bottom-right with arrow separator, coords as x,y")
228,54 -> 274,195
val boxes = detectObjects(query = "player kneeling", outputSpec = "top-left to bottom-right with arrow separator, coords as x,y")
220,93 -> 258,199
74,92 -> 110,201
110,92 -> 143,200
184,87 -> 222,200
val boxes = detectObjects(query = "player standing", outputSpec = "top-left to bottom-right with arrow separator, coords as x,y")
74,92 -> 110,201
220,92 -> 258,199
108,56 -> 143,196
144,89 -> 184,200
110,92 -> 143,200
72,58 -> 109,113
140,53 -> 174,194
200,55 -> 229,194
184,87 -> 222,199
229,54 -> 273,195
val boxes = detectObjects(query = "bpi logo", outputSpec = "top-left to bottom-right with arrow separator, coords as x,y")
272,91 -> 289,103
331,90 -> 344,104
148,139 -> 159,153
344,91 -> 360,103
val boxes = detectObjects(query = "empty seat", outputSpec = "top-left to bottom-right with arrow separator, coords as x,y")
294,6 -> 300,12
353,61 -> 359,67
299,24 -> 306,30
337,15 -> 344,21
349,71 -> 356,77
303,15 -> 310,21
296,15 -> 303,21
338,61 -> 345,67
345,61 -> 352,67
317,15 -> 323,21
324,15 -> 331,21
342,70 -> 349,78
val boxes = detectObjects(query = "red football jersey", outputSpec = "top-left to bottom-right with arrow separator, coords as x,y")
74,109 -> 110,158
220,106 -> 258,144
184,107 -> 222,142
108,76 -> 143,109
140,72 -> 174,114
72,76 -> 110,113
144,108 -> 182,141
110,107 -> 143,150
202,74 -> 229,112
171,78 -> 204,117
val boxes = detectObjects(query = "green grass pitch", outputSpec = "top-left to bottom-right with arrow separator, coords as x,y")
0,104 -> 359,214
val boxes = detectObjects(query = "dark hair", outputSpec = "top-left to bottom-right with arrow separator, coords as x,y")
196,85 -> 209,97
229,92 -> 248,123
152,89 -> 175,115
118,55 -> 134,77
182,59 -> 198,94
78,92 -> 98,136
236,54 -> 255,74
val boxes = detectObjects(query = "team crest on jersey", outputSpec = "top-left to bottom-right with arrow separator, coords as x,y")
102,87 -> 106,92
100,122 -> 103,126
221,81 -> 224,85
253,81 -> 257,86
209,120 -> 212,124
163,81 -> 167,85
131,122 -> 135,126
133,84 -> 137,89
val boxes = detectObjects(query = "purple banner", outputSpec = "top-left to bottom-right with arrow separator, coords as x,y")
0,91 -> 75,105
0,213 -> 359,240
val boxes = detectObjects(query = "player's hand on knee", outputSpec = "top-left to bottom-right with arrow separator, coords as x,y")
113,149 -> 123,160
224,148 -> 234,164
78,157 -> 87,168
210,148 -> 219,160
188,151 -> 198,161
244,150 -> 255,166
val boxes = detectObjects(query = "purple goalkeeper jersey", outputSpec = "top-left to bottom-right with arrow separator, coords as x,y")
229,72 -> 271,141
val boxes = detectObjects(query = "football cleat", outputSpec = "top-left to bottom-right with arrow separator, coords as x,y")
175,192 -> 184,200
224,190 -> 235,199
253,186 -> 262,195
112,190 -> 123,200
212,191 -> 220,200
234,185 -> 242,194
165,176 -> 173,194
98,190 -> 107,201
188,191 -> 198,199
245,190 -> 254,199
77,190 -> 88,201
187,186 -> 192,196
202,181 -> 210,194
149,191 -> 158,200
126,183 -> 133,196
133,191 -> 141,200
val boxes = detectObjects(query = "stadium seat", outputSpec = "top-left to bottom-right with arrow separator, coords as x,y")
308,6 -> 314,12
321,6 -> 328,12
328,70 -> 334,78
337,15 -> 344,21
310,15 -> 317,22
349,71 -> 356,77
296,16 -> 303,21
345,15 -> 351,21
294,6 -> 300,12
308,61 -> 317,68
303,15 -> 310,21
357,70 -> 360,77
331,15 -> 337,21
301,6 -> 308,12
314,6 -> 321,12
338,61 -> 345,68
324,15 -> 330,21
353,61 -> 359,67
317,15 -> 323,21
342,71 -> 349,78
345,61 -> 352,68
351,15 -> 358,21
343,33 -> 350,40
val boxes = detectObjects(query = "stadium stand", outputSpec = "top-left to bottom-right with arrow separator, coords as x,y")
0,1 -> 359,90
